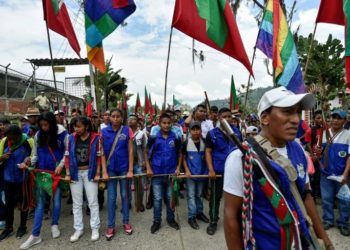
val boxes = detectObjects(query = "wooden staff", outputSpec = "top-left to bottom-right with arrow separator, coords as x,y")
163,28 -> 174,110
59,173 -> 223,181
174,174 -> 222,179
303,24 -> 318,78
244,45 -> 257,108
204,91 -> 211,111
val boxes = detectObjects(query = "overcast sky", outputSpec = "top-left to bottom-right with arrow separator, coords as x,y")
0,0 -> 344,107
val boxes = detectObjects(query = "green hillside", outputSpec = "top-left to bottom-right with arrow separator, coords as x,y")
209,87 -> 272,112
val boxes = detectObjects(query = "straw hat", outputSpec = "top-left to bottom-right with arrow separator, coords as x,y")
26,107 -> 40,117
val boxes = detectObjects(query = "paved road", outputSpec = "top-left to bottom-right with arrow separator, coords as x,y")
1,194 -> 349,249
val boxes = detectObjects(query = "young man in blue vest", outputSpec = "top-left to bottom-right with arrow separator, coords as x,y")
0,125 -> 33,241
182,121 -> 209,229
205,107 -> 241,235
320,109 -> 350,236
224,87 -> 333,250
145,113 -> 182,234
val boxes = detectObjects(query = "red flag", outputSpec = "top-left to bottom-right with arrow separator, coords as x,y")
134,92 -> 141,113
149,93 -> 155,117
316,0 -> 350,88
86,99 -> 93,117
172,0 -> 253,76
144,87 -> 151,115
316,0 -> 344,25
43,0 -> 80,57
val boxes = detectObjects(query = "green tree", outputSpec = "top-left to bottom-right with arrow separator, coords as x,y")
85,58 -> 127,111
296,34 -> 345,108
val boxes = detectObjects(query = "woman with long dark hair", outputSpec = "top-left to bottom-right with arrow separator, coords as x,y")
64,117 -> 107,242
102,109 -> 134,240
20,112 -> 68,249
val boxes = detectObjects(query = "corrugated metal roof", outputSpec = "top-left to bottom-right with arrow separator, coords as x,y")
26,58 -> 89,66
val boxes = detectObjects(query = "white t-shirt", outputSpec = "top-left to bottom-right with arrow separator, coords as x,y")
35,95 -> 50,110
224,144 -> 309,197
201,120 -> 214,138
100,123 -> 109,131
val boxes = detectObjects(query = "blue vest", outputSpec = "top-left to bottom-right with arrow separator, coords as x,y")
102,125 -> 129,174
209,126 -> 239,174
186,138 -> 207,178
22,124 -> 30,135
321,143 -> 348,176
68,133 -> 99,181
3,139 -> 31,183
36,130 -> 67,171
252,141 -> 310,250
149,131 -> 179,174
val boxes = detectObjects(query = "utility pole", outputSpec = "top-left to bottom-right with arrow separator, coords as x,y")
5,63 -> 10,99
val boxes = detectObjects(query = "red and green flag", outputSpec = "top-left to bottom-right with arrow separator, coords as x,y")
172,0 -> 253,75
144,86 -> 151,115
35,171 -> 61,197
43,0 -> 80,57
149,93 -> 155,117
85,95 -> 93,117
173,95 -> 181,110
229,75 -> 239,111
154,101 -> 159,115
134,92 -> 141,113
316,0 -> 350,88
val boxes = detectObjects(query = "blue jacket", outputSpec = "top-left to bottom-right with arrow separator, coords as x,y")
185,138 -> 207,179
1,135 -> 33,183
252,141 -> 311,250
67,132 -> 100,181
208,126 -> 239,174
149,130 -> 180,174
102,125 -> 130,174
36,128 -> 67,171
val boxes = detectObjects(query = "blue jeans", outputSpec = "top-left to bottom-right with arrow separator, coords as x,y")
0,183 -> 5,221
152,176 -> 174,223
32,187 -> 62,236
321,174 -> 350,227
186,179 -> 204,219
107,171 -> 130,227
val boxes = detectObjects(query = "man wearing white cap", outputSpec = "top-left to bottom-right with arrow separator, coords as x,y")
223,87 -> 333,250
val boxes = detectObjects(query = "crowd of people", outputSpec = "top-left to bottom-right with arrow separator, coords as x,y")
0,86 -> 348,249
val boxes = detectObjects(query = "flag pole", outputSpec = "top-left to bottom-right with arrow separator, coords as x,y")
89,64 -> 97,111
243,45 -> 257,108
163,28 -> 174,111
303,24 -> 318,78
45,23 -> 60,110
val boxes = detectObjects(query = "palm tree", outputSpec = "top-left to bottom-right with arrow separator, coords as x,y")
85,57 -> 127,111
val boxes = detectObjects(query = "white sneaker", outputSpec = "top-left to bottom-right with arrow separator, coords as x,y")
51,225 -> 60,239
91,229 -> 99,241
20,235 -> 42,249
70,230 -> 83,243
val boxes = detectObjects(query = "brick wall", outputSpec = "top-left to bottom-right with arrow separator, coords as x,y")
0,99 -> 32,115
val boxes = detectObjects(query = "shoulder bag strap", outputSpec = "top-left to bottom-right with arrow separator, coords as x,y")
254,135 -> 321,249
107,126 -> 124,164
48,146 -> 58,163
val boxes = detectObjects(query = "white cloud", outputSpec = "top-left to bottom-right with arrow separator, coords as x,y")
292,8 -> 344,43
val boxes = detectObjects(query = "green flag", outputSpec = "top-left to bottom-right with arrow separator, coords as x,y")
229,75 -> 239,111
173,95 -> 181,110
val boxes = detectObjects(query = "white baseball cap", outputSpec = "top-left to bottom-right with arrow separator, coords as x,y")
257,86 -> 315,117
